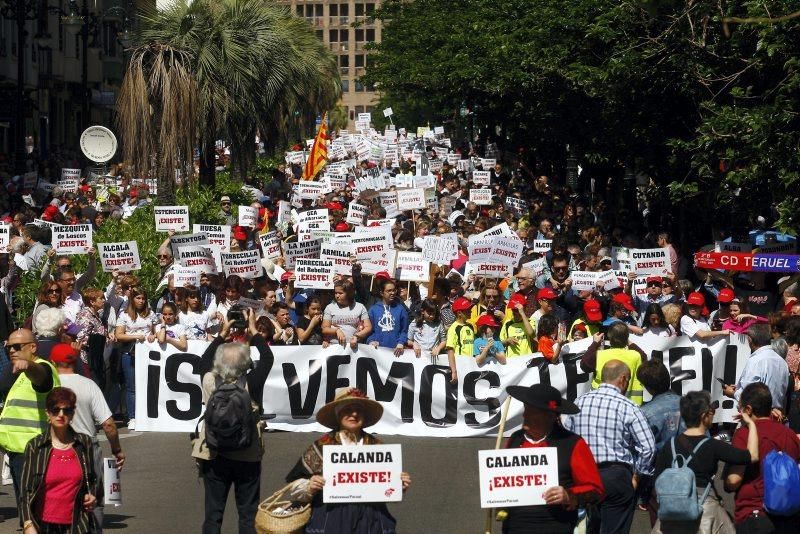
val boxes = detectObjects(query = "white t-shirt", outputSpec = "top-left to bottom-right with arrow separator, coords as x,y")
324,302 -> 369,339
179,310 -> 211,340
156,322 -> 187,340
680,315 -> 709,338
59,373 -> 112,438
118,310 -> 157,335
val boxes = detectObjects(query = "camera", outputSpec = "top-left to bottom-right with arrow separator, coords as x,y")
227,304 -> 247,330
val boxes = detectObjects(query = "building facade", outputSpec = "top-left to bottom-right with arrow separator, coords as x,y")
275,0 -> 381,129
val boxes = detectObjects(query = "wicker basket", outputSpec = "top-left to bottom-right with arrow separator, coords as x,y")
255,482 -> 312,534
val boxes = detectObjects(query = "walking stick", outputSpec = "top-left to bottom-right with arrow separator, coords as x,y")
484,395 -> 513,534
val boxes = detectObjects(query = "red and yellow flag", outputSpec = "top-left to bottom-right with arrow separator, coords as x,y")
302,112 -> 329,180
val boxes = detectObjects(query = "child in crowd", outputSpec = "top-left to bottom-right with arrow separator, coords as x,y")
537,313 -> 561,363
446,297 -> 475,384
156,302 -> 188,352
408,299 -> 446,362
473,314 -> 507,365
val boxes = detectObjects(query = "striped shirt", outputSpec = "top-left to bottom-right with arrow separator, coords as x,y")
564,384 -> 656,475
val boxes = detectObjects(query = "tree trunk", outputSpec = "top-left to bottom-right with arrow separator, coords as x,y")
199,136 -> 216,187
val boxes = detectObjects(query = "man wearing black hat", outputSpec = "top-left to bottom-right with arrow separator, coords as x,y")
501,384 -> 605,533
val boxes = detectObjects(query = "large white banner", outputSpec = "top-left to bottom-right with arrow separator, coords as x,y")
134,335 -> 750,436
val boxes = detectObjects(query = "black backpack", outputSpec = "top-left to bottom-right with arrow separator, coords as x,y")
204,376 -> 256,452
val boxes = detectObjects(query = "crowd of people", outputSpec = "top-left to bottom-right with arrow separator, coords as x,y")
0,137 -> 799,533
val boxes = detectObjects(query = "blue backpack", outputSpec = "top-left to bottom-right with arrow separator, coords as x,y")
655,437 -> 712,522
763,450 -> 800,516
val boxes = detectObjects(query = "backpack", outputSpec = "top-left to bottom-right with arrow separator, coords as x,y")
655,437 -> 712,522
762,450 -> 800,516
203,376 -> 256,452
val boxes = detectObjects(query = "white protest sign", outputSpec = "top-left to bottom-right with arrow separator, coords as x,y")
238,206 -> 259,228
352,232 -> 391,261
714,241 -> 751,253
283,239 -> 323,270
57,179 -> 79,193
170,233 -> 209,257
474,263 -> 513,278
360,249 -> 397,276
297,180 -> 329,199
323,444 -> 403,504
469,188 -> 493,206
238,297 -> 265,314
422,236 -> 458,264
0,224 -> 10,250
480,158 -> 496,168
396,188 -> 426,211
612,247 -> 631,271
533,240 -> 552,254
154,206 -> 190,232
221,250 -> 262,279
472,170 -> 491,186
174,266 -> 201,288
523,257 -> 548,278
505,197 -> 526,217
424,188 -> 438,213
598,269 -> 622,291
259,232 -> 282,260
631,248 -> 670,276
321,243 -> 355,276
61,168 -> 81,180
52,224 -> 92,254
492,236 -> 524,267
477,222 -> 513,239
104,458 -> 122,506
758,241 -> 796,254
395,252 -> 430,282
571,271 -> 599,292
98,241 -> 141,272
379,191 -> 400,218
447,153 -> 460,166
413,175 -> 436,190
177,245 -> 218,275
297,209 -> 331,237
468,236 -> 495,263
358,112 -> 372,123
193,224 -> 231,252
346,203 -> 369,226
383,107 -> 393,117
22,171 -> 38,189
295,259 -> 335,290
478,448 -> 559,508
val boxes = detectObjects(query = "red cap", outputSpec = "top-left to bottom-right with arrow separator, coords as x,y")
612,293 -> 635,312
335,222 -> 350,232
374,271 -> 393,281
507,293 -> 527,310
326,202 -> 344,211
1,216 -> 12,224
783,299 -> 798,314
645,276 -> 663,285
79,184 -> 90,193
128,189 -> 138,198
452,297 -> 473,313
50,343 -> 78,364
280,271 -> 293,283
686,292 -> 706,307
476,314 -> 500,328
717,288 -> 735,304
583,299 -> 603,322
574,322 -> 587,332
536,287 -> 558,301
232,226 -> 248,241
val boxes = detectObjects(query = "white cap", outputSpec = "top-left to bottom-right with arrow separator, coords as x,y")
448,210 -> 465,226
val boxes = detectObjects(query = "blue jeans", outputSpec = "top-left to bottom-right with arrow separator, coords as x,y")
121,352 -> 135,419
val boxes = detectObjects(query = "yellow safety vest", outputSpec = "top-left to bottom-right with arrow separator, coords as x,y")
0,358 -> 60,453
591,347 -> 644,405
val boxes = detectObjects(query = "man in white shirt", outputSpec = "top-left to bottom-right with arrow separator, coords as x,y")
50,343 -> 125,533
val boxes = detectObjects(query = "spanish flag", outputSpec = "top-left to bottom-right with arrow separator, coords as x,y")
302,112 -> 329,180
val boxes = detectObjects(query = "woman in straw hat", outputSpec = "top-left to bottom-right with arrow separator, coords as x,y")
286,387 -> 411,533
501,383 -> 605,533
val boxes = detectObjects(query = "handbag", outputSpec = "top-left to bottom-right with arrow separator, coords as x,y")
255,479 -> 312,534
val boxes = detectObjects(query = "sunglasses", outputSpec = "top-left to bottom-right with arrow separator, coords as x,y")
157,254 -> 171,259
6,342 -> 34,351
47,288 -> 60,294
48,407 -> 75,416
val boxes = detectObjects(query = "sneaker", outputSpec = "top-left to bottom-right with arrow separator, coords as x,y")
128,419 -> 136,431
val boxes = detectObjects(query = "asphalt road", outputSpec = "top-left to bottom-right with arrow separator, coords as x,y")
0,428 -> 732,533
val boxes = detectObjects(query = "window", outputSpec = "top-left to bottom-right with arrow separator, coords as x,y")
329,30 -> 338,42
366,55 -> 375,68
355,3 -> 364,16
296,6 -> 302,16
330,29 -> 349,43
355,54 -> 365,68
339,55 -> 349,67
366,29 -> 375,42
355,106 -> 365,114
366,3 -> 375,16
340,3 -> 349,17
355,29 -> 364,42
103,22 -> 118,57
355,81 -> 365,92
349,109 -> 355,121
330,4 -> 338,16
341,79 -> 349,92
316,30 -> 323,41
339,29 -> 349,43
315,4 -> 323,17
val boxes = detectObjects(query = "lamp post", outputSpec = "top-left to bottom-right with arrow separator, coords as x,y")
1,0 -> 38,174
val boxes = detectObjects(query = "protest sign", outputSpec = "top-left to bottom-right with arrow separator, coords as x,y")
98,241 -> 141,272
505,197 -> 526,217
221,250 -> 262,279
758,241 -> 796,254
523,257 -> 548,278
321,243 -> 356,276
468,237 -> 495,264
533,240 -> 552,254
631,248 -> 670,276
135,335 -> 750,435
597,269 -> 622,291
469,188 -> 493,206
472,170 -> 491,186
174,266 -> 201,288
395,252 -> 430,282
283,239 -> 322,270
360,249 -> 397,276
323,444 -> 403,503
0,224 -> 10,250
476,222 -> 513,239
259,231 -> 282,260
424,188 -> 438,213
612,247 -> 631,271
238,206 -> 259,228
422,236 -> 458,264
52,224 -> 92,254
346,202 -> 369,226
474,263 -> 513,278
22,171 -> 38,189
154,206 -> 189,232
480,158 -> 496,169
57,179 -> 79,193
193,224 -> 230,252
238,297 -> 265,314
295,259 -> 335,290
176,245 -> 218,274
104,458 -> 122,506
297,180 -> 329,199
571,271 -> 599,292
169,233 -> 209,257
61,168 -> 81,180
412,174 -> 436,190
478,448 -> 559,508
714,241 -> 751,253
352,232 -> 391,261
396,188 -> 426,211
379,191 -> 400,218
491,236 -> 524,267
383,107 -> 393,117
693,252 -> 800,273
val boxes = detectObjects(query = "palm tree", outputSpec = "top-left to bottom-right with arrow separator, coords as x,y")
117,0 -> 341,191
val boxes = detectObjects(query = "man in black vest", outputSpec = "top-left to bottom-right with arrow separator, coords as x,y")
501,384 -> 605,533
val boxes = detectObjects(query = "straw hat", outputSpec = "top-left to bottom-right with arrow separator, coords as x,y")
316,388 -> 383,430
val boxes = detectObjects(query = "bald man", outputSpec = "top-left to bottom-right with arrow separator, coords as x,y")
0,328 -> 60,506
565,359 -> 655,534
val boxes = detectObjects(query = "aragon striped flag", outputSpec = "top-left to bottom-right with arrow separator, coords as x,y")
302,112 -> 329,180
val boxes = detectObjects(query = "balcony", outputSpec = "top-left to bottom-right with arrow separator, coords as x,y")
339,67 -> 350,75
